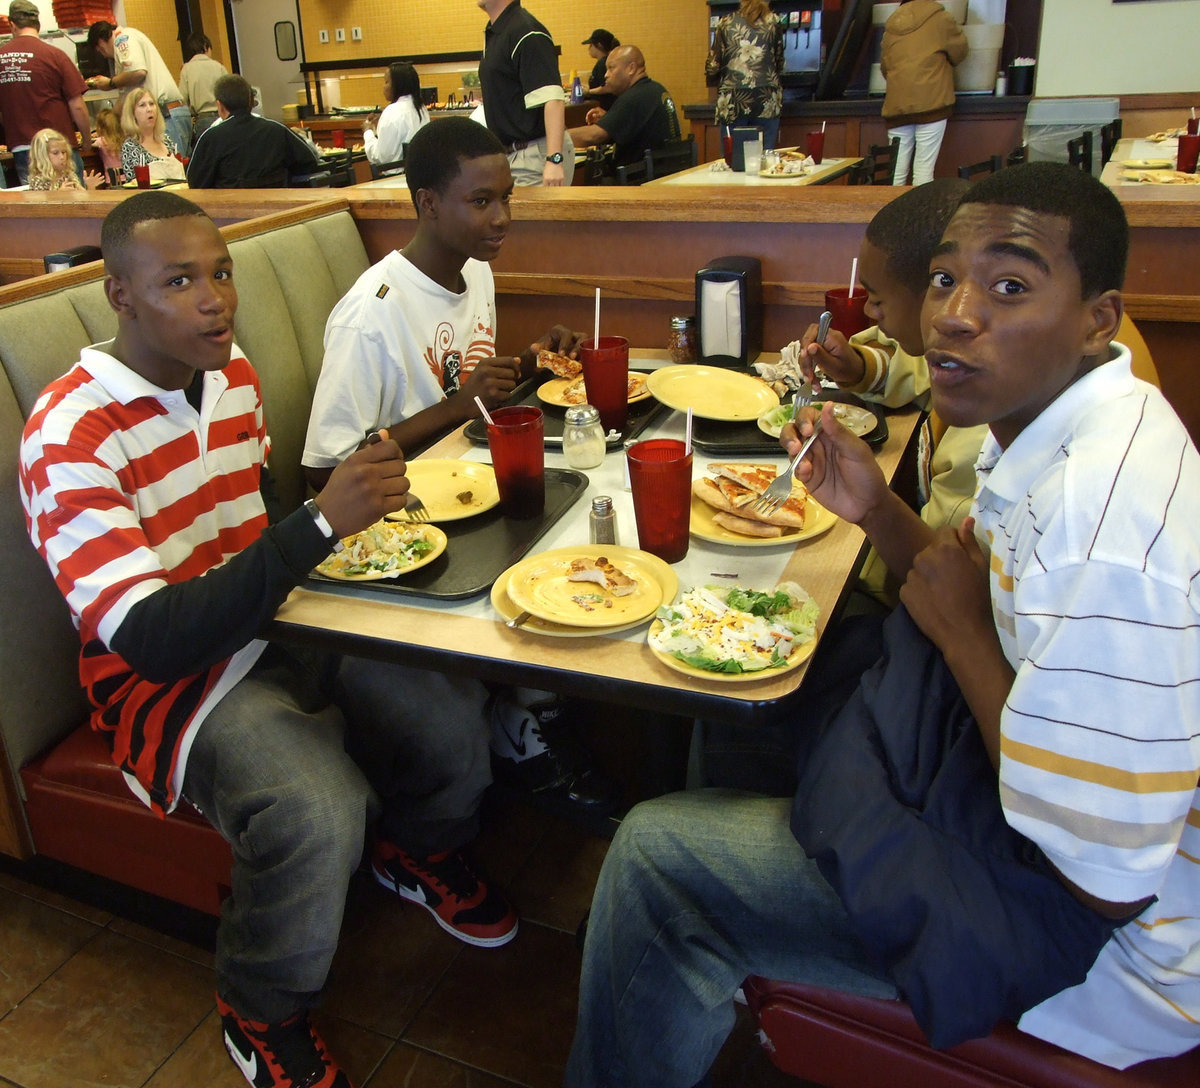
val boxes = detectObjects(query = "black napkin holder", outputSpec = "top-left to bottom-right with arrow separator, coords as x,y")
695,256 -> 762,367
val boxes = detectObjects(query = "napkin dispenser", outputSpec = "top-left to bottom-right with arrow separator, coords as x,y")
695,256 -> 762,367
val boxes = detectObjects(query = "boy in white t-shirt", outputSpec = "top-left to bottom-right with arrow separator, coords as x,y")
303,117 -> 619,819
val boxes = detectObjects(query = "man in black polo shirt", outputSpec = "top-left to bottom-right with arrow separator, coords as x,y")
186,74 -> 320,189
568,46 -> 675,168
477,0 -> 573,186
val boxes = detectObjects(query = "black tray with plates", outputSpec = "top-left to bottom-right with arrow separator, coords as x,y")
464,371 -> 666,449
306,467 -> 588,600
689,388 -> 888,456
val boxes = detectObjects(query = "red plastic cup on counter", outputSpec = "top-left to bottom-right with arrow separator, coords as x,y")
332,129 -> 346,148
722,131 -> 733,166
806,130 -> 825,165
627,439 -> 693,564
825,286 -> 870,338
579,335 -> 630,435
486,406 -> 545,520
1187,117 -> 1199,136
133,164 -> 150,189
1177,134 -> 1200,174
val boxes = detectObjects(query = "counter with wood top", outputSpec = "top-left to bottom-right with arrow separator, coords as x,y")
3,183 -> 1198,443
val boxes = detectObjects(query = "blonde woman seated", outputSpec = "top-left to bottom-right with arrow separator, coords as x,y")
27,129 -> 103,190
120,89 -> 186,183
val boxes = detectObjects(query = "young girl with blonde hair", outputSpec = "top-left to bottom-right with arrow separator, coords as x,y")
27,129 -> 103,190
93,107 -> 124,183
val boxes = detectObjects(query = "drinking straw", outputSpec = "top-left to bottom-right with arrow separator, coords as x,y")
821,120 -> 826,133
849,257 -> 859,296
474,396 -> 495,425
594,287 -> 601,345
685,407 -> 694,455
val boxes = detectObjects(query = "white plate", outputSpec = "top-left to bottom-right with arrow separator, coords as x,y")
315,523 -> 447,580
757,401 -> 879,440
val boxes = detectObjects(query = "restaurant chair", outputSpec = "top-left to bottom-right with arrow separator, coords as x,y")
743,977 -> 1200,1088
957,154 -> 1004,180
663,94 -> 683,140
1067,131 -> 1093,173
1007,144 -> 1028,167
846,155 -> 875,185
584,145 -> 618,185
1100,118 -> 1123,165
868,137 -> 901,184
369,153 -> 406,180
615,136 -> 697,185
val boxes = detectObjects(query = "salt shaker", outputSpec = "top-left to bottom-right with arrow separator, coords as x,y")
589,495 -> 618,546
667,315 -> 698,364
563,404 -> 606,469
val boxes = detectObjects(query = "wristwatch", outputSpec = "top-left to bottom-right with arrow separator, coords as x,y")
304,498 -> 344,552
546,152 -> 564,164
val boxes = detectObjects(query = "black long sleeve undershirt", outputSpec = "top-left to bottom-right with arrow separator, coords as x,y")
109,474 -> 330,684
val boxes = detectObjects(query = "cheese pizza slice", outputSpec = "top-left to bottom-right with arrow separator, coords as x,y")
704,462 -> 808,528
537,348 -> 582,380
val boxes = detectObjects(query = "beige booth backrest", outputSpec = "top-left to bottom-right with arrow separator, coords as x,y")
0,205 -> 370,786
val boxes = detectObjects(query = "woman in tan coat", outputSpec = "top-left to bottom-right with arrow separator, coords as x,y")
881,0 -> 967,184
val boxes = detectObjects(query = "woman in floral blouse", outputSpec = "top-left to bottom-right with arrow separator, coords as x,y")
705,0 -> 785,150
119,88 -> 182,182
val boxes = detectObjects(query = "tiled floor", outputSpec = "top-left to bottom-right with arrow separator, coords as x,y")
0,787 -> 807,1088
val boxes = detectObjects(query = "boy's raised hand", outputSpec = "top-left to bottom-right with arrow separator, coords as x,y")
315,429 -> 410,538
799,322 -> 866,387
786,402 -> 887,527
459,356 -> 522,413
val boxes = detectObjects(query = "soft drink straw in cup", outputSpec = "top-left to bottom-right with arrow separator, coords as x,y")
474,395 -> 494,425
849,257 -> 858,296
685,407 -> 693,456
594,288 -> 600,346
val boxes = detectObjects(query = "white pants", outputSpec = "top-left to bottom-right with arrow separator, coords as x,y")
508,131 -> 575,186
888,119 -> 948,186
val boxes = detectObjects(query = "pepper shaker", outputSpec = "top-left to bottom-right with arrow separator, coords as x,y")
589,495 -> 618,545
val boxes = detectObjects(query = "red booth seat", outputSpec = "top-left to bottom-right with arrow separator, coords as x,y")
743,977 -> 1200,1088
20,726 -> 232,916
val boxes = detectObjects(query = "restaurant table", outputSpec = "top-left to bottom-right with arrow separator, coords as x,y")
644,157 -> 862,188
269,351 -> 919,727
1101,136 -> 1200,193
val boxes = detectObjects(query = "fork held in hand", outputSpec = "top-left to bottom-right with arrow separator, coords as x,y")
754,417 -> 823,516
402,492 -> 430,522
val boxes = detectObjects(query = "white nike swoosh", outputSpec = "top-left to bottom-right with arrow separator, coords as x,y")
225,1030 -> 260,1085
501,716 -> 528,757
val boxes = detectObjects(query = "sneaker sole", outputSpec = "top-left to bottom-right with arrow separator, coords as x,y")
371,863 -> 518,948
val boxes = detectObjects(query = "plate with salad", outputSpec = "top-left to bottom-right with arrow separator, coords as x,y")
314,520 -> 447,580
647,582 -> 819,682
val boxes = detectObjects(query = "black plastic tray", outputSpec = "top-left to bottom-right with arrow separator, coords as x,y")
464,371 -> 666,449
690,389 -> 888,456
307,467 -> 588,600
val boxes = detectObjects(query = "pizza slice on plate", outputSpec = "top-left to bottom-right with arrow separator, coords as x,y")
693,462 -> 808,534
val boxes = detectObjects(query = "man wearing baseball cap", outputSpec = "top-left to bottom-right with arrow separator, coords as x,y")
0,0 -> 93,183
85,19 -> 192,156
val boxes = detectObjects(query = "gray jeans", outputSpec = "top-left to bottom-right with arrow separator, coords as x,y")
182,652 -> 490,1022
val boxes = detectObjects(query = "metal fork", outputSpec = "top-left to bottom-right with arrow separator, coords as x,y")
400,491 -> 430,522
754,416 -> 824,517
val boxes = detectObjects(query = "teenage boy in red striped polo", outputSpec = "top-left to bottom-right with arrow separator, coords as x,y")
19,192 -> 517,1088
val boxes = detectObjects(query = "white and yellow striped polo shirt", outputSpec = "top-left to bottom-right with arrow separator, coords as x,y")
969,346 -> 1200,1067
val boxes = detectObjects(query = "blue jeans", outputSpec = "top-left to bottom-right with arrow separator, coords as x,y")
182,651 -> 491,1023
565,791 -> 898,1088
164,103 -> 193,157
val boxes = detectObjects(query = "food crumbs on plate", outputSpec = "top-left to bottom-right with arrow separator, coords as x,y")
710,572 -> 740,579
456,490 -> 473,504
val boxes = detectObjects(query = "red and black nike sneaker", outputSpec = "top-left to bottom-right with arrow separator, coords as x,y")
217,994 -> 352,1088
